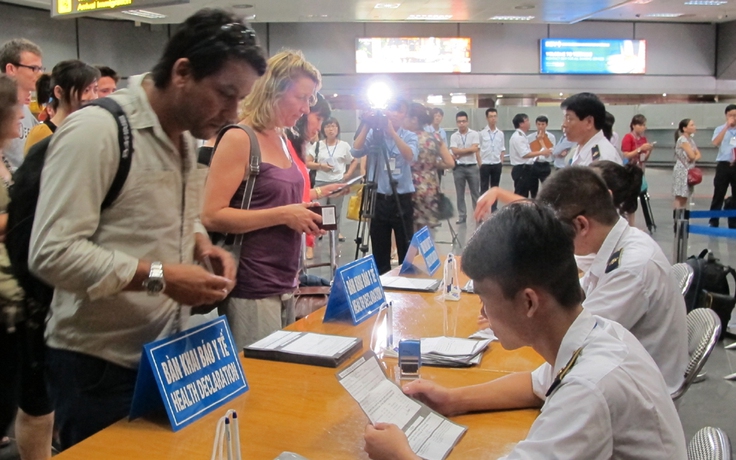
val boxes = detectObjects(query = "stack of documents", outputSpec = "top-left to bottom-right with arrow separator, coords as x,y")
384,336 -> 492,367
338,352 -> 466,460
243,331 -> 362,368
380,275 -> 441,292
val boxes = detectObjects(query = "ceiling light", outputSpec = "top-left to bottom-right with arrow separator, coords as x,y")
305,14 -> 328,18
489,15 -> 535,20
662,93 -> 667,96
407,14 -> 453,20
333,93 -> 338,98
427,95 -> 444,105
684,0 -> 727,5
121,9 -> 166,18
450,93 -> 467,104
496,94 -> 504,98
244,14 -> 256,20
646,13 -> 684,17
375,3 -> 401,8
559,92 -> 564,96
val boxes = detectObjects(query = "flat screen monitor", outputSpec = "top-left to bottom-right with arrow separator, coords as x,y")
540,39 -> 646,75
52,0 -> 187,17
356,37 -> 471,74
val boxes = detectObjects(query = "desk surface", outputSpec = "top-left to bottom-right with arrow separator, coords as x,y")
56,288 -> 543,459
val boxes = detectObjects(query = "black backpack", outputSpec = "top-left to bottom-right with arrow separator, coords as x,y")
5,98 -> 134,311
685,249 -> 736,339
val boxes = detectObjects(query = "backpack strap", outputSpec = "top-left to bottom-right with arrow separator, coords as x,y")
83,98 -> 134,210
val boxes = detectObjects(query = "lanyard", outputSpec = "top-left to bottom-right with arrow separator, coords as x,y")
460,133 -> 467,147
325,141 -> 338,158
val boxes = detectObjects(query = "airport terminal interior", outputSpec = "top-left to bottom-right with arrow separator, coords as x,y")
3,0 -> 736,458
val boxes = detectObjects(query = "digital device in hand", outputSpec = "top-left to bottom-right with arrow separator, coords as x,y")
326,175 -> 364,197
310,205 -> 338,231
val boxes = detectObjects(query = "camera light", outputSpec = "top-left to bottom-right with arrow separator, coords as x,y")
367,82 -> 392,110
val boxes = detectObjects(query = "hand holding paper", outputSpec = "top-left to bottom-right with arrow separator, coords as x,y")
364,423 -> 419,460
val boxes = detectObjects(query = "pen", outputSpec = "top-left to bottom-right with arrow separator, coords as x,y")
232,411 -> 242,460
386,301 -> 393,349
225,417 -> 232,460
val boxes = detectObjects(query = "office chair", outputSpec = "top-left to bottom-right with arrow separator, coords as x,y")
688,426 -> 732,460
673,262 -> 695,296
672,309 -> 721,401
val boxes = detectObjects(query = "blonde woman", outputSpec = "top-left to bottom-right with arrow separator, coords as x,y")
202,50 -> 323,349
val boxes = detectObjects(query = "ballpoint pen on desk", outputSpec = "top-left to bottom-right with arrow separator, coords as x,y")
211,410 -> 242,460
225,418 -> 233,460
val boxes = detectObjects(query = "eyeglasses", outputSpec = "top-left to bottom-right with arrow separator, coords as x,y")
13,63 -> 45,73
217,23 -> 257,47
295,93 -> 318,106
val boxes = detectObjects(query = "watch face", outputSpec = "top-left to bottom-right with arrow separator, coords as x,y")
147,279 -> 165,295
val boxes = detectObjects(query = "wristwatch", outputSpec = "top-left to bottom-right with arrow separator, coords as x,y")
143,261 -> 166,296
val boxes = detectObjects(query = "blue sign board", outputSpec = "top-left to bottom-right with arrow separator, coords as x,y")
324,255 -> 386,325
130,316 -> 248,431
400,226 -> 440,276
540,39 -> 646,75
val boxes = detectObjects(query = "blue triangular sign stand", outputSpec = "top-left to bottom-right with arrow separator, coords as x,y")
324,255 -> 386,325
400,226 -> 440,276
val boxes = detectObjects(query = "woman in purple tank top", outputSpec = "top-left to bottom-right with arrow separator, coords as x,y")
202,50 -> 325,349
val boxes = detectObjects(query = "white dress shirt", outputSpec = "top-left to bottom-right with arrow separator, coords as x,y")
571,130 -> 622,166
509,129 -> 533,166
450,129 -> 480,165
479,126 -> 505,164
526,131 -> 556,163
579,217 -> 688,394
501,310 -> 687,459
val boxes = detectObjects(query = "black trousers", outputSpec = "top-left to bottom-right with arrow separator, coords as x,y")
530,162 -> 552,199
371,193 -> 414,275
511,165 -> 534,198
709,162 -> 736,226
47,348 -> 138,450
479,163 -> 503,194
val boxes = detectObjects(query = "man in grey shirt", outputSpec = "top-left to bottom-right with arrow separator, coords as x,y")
29,10 -> 267,449
0,38 -> 42,170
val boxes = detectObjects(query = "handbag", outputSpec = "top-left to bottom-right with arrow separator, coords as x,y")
435,193 -> 454,220
193,124 -> 261,315
346,185 -> 364,221
687,167 -> 703,186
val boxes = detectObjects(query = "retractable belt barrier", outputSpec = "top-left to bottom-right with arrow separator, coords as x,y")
674,209 -> 736,263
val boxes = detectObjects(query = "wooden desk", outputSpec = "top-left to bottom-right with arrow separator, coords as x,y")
56,291 -> 543,460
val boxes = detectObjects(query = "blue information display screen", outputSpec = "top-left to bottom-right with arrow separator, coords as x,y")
540,39 -> 646,75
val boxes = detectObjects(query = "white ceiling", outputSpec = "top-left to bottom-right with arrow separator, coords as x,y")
6,0 -> 736,24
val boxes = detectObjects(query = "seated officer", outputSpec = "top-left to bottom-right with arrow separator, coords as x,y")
474,167 -> 687,395
364,203 -> 687,459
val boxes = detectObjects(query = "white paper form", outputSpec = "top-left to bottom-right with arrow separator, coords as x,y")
248,331 -> 358,358
337,351 -> 466,460
379,275 -> 441,292
422,337 -> 490,357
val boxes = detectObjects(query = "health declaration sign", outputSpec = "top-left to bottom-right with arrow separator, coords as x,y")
130,316 -> 248,431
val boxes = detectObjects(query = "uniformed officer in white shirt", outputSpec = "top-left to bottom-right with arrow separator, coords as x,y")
537,167 -> 688,394
561,92 -> 621,166
526,115 -> 556,198
449,111 -> 480,224
363,202 -> 687,460
509,113 -> 550,198
479,108 -> 505,199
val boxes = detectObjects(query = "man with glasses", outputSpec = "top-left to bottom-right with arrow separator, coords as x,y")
29,9 -> 267,449
474,167 -> 687,395
561,92 -> 620,166
0,38 -> 43,170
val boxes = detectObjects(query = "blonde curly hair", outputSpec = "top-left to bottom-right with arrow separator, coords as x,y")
240,49 -> 321,131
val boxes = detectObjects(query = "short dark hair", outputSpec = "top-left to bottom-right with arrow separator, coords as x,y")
456,111 -> 468,120
603,111 -> 615,141
461,202 -> 582,308
321,116 -> 341,137
151,9 -> 267,89
590,161 -> 643,216
560,92 -> 606,130
485,108 -> 497,117
535,115 -> 548,124
35,73 -> 52,106
46,60 -> 100,110
408,102 -> 432,127
0,75 -> 18,137
287,92 -> 332,161
725,104 -> 736,114
629,114 -> 646,131
431,107 -> 444,117
512,113 -> 528,129
537,166 -> 620,227
95,65 -> 119,83
0,38 -> 42,74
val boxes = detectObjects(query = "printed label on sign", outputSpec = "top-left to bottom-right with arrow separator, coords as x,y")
324,256 -> 386,325
129,316 -> 248,431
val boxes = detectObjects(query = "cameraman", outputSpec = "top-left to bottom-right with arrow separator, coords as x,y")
352,98 -> 418,274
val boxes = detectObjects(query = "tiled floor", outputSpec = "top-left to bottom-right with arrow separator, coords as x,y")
307,165 -> 736,449
2,166 -> 734,459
